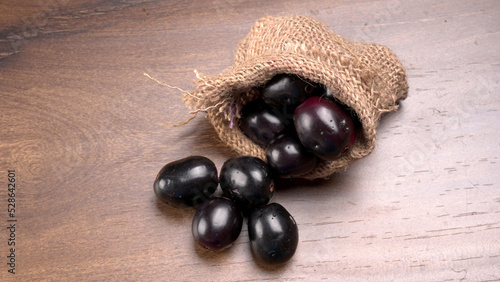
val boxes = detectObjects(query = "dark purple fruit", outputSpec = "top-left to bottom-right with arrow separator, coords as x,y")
261,74 -> 316,109
239,99 -> 292,148
315,86 -> 362,130
220,156 -> 274,214
294,96 -> 356,161
266,134 -> 317,178
248,203 -> 299,265
153,156 -> 218,208
192,197 -> 243,251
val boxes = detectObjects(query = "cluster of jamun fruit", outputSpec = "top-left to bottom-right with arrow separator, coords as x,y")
153,74 -> 360,265
240,74 -> 359,178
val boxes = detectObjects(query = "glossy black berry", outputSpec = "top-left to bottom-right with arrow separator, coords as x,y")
220,156 -> 275,214
192,197 -> 243,251
261,74 -> 316,110
266,134 -> 317,178
248,203 -> 299,265
153,156 -> 218,208
315,86 -> 362,130
239,98 -> 292,148
294,96 -> 356,161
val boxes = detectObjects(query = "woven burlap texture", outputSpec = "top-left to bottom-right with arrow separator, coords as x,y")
183,15 -> 408,179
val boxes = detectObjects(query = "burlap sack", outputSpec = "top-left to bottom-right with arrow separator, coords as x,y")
183,15 -> 408,179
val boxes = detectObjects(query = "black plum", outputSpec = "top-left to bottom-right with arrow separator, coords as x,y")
248,203 -> 299,265
261,74 -> 316,110
294,96 -> 356,161
315,86 -> 362,130
238,98 -> 292,148
192,197 -> 243,251
153,156 -> 218,208
266,134 -> 317,178
220,156 -> 274,214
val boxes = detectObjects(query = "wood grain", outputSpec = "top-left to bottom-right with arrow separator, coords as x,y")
1,0 -> 499,280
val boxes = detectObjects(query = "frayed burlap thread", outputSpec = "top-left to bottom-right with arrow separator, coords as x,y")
183,15 -> 408,179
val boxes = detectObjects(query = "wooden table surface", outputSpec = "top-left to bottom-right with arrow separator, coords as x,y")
1,0 -> 499,281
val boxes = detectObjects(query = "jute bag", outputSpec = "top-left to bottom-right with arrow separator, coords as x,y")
183,15 -> 409,179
